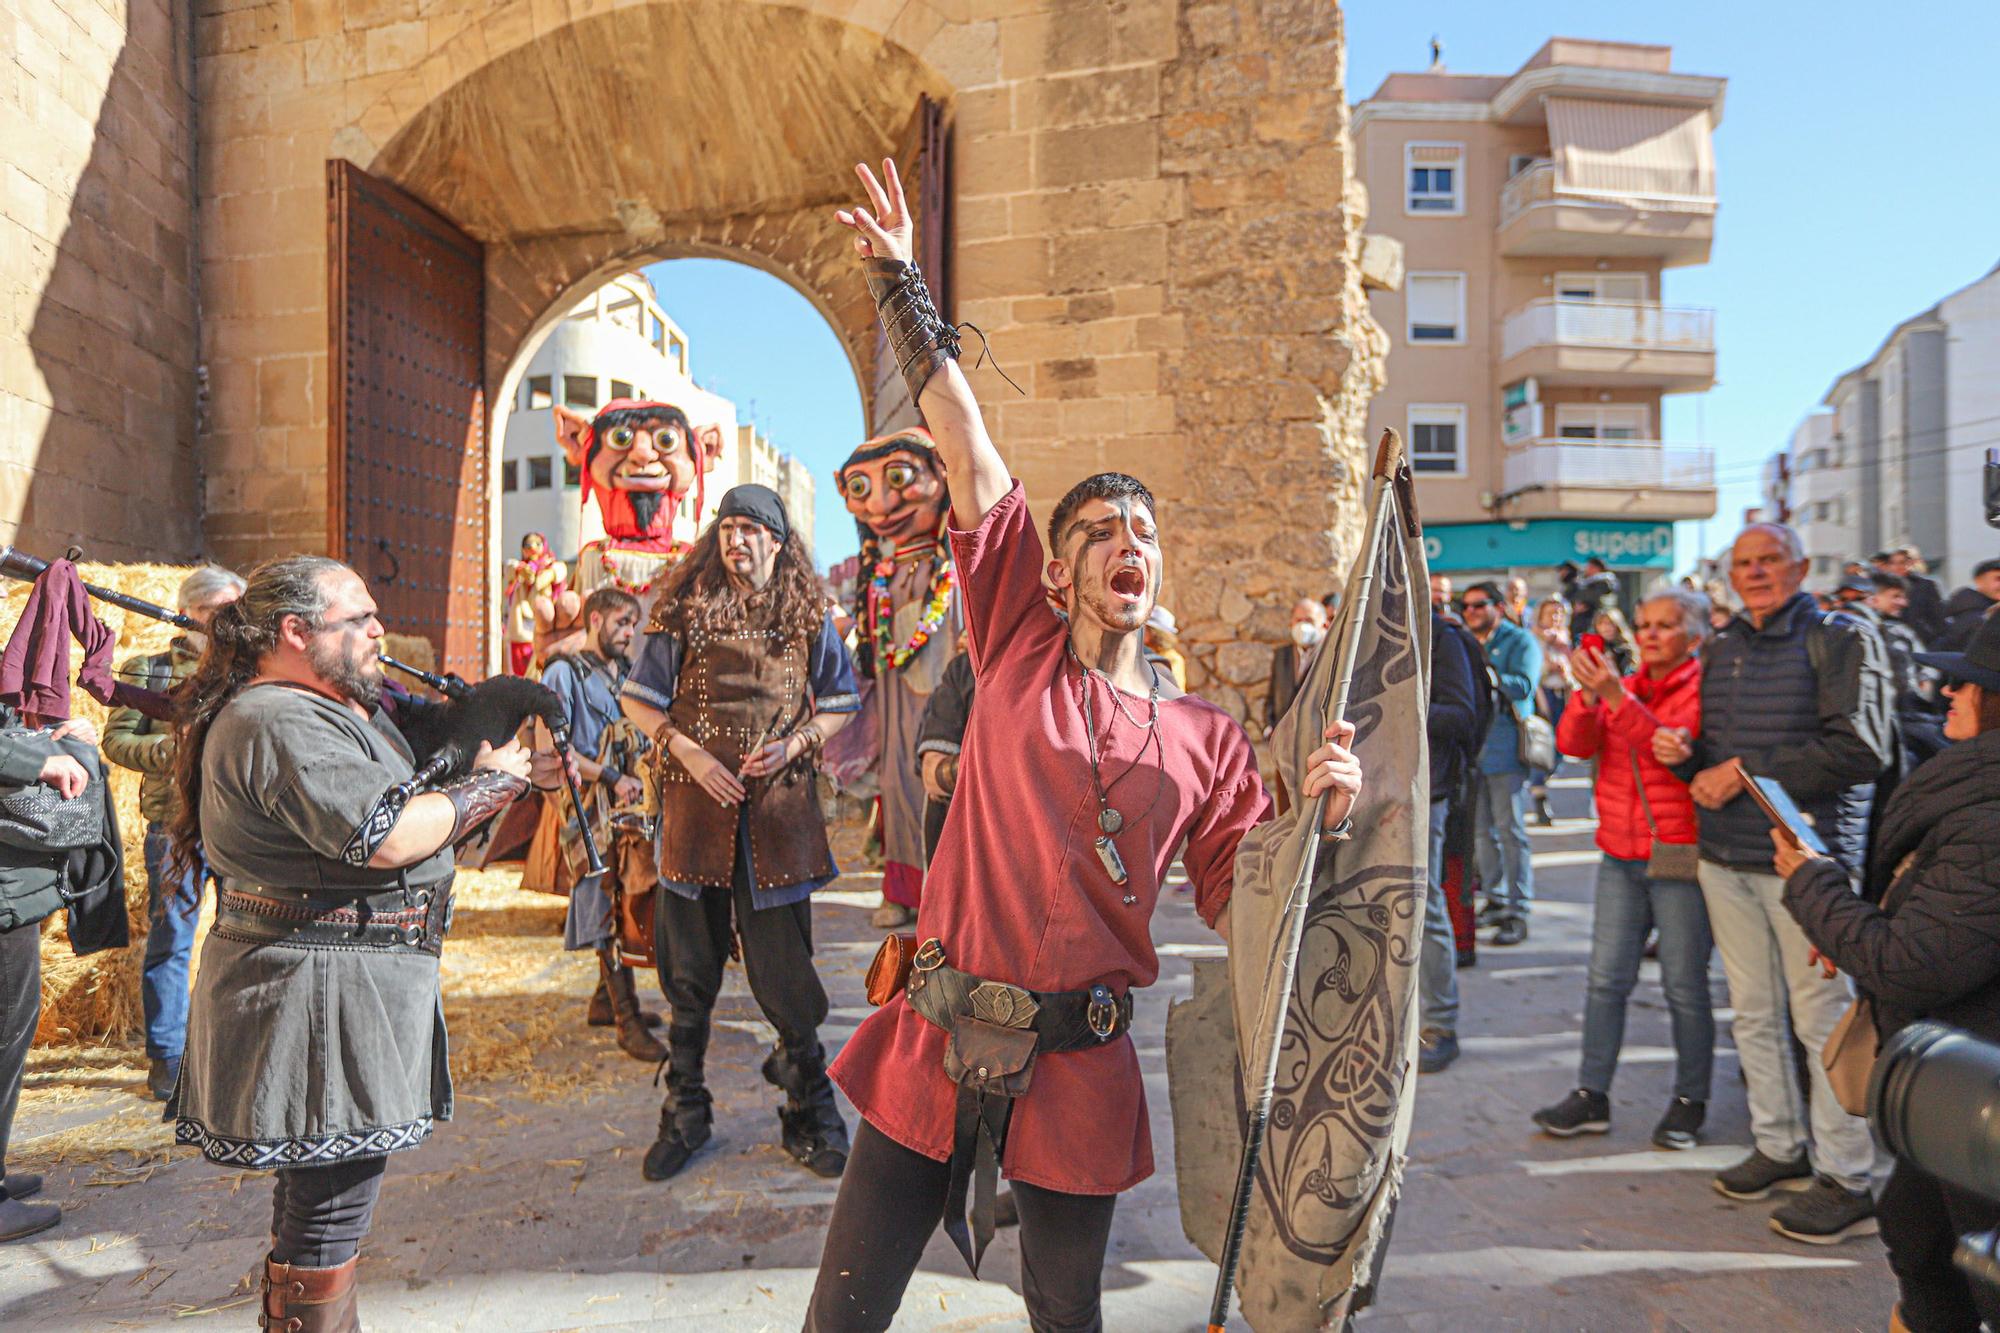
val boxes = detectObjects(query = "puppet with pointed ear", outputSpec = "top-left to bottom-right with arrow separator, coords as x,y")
834,427 -> 959,929
552,398 -> 721,624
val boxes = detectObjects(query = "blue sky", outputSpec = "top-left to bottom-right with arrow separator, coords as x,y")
650,1 -> 2000,571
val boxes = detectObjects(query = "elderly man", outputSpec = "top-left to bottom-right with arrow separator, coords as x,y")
103,565 -> 244,1102
1657,523 -> 1895,1245
1263,597 -> 1328,738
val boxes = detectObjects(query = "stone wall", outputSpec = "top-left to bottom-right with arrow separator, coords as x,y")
1,0 -> 202,560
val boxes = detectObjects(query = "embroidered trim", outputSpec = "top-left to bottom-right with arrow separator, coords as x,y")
339,786 -> 411,867
176,1115 -> 434,1168
620,678 -> 672,710
816,692 -> 863,714
914,738 -> 962,757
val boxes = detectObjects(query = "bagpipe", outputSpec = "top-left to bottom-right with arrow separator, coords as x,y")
0,545 -> 606,875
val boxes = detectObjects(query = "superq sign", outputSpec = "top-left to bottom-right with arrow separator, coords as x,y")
1425,520 -> 1677,571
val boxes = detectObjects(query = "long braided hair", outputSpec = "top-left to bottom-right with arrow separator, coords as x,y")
168,555 -> 345,875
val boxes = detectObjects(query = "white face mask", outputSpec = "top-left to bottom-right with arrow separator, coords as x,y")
1290,621 -> 1324,648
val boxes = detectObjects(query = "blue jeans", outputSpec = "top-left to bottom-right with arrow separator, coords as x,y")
1577,855 -> 1715,1102
1418,797 -> 1458,1035
1474,770 -> 1533,915
141,823 -> 205,1061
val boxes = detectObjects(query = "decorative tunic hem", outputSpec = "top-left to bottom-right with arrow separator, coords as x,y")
175,1114 -> 436,1169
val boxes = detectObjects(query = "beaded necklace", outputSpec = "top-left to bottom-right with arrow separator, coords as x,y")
869,544 -> 954,671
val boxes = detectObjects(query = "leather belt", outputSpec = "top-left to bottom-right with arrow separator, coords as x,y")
213,886 -> 451,957
902,939 -> 1133,1275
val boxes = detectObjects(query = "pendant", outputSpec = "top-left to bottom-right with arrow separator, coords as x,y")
1094,834 -> 1129,886
1097,807 -> 1123,836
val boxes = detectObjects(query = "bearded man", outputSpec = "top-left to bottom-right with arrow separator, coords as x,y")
553,398 -> 721,624
805,160 -> 1364,1332
168,556 -> 559,1330
620,485 -> 862,1183
838,427 -> 958,929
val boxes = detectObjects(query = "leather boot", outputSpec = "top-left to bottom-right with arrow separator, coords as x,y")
762,1039 -> 850,1178
591,952 -> 667,1062
587,952 -> 665,1030
641,1024 -> 713,1181
261,1253 -> 360,1332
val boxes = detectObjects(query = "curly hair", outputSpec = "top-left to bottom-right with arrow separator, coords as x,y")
656,521 -> 824,647
168,555 -> 346,876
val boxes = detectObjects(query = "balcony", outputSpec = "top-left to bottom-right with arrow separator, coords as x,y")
1498,162 -> 1715,266
1499,298 -> 1716,393
1500,439 -> 1717,521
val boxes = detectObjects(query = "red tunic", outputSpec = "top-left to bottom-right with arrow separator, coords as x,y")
830,483 -> 1270,1195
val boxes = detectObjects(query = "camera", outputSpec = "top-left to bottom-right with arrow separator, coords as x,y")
1872,1021 -> 2000,1291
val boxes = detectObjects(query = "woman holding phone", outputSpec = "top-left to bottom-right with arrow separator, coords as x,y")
1533,587 -> 1716,1149
1777,613 -> 2000,1331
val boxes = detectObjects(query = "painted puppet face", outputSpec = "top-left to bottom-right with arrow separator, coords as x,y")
840,447 -> 946,547
553,403 -> 708,540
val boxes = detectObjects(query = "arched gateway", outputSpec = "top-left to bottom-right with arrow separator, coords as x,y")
194,0 -> 1386,716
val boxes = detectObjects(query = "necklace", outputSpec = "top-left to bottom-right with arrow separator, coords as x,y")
869,547 -> 955,671
1067,642 -> 1160,905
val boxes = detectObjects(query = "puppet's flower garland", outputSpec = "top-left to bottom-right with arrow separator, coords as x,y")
594,542 -> 690,597
870,552 -> 954,671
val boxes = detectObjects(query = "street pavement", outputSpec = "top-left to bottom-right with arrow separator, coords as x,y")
0,772 -> 1896,1330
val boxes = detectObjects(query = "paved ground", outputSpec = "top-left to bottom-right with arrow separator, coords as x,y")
1,772 -> 1896,1330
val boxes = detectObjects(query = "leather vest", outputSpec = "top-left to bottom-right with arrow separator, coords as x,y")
655,596 -> 834,890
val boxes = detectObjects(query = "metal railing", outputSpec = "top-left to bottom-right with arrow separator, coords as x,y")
1503,439 -> 1716,492
1499,161 -> 1717,229
1501,298 -> 1716,361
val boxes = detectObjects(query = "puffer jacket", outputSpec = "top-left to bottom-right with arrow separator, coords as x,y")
1556,656 -> 1701,862
102,638 -> 199,825
1782,726 -> 2000,1045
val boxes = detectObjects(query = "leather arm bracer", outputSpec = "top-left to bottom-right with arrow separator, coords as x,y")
864,257 -> 960,406
441,769 -> 531,843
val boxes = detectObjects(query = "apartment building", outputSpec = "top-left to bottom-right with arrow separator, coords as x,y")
1771,262 -> 1999,588
499,272 -> 814,564
1354,39 -> 1724,596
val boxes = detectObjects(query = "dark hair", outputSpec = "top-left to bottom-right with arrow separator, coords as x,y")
1046,473 -> 1159,556
1978,684 -> 2000,735
169,555 -> 348,876
582,587 -> 640,623
837,431 -> 943,660
1584,557 -> 1609,572
1975,558 -> 2000,579
1464,580 -> 1504,604
656,518 -> 823,646
1870,550 -> 1894,564
1869,571 -> 1908,592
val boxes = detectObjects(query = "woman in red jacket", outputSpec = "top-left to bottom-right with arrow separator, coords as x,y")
1533,587 -> 1717,1150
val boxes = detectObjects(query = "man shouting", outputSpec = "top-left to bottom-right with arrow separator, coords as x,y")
620,484 -> 862,1181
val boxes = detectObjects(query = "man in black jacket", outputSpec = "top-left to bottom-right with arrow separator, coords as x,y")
1938,557 -> 2000,651
1417,609 -> 1483,1075
1873,547 -> 1946,644
1657,522 -> 1895,1245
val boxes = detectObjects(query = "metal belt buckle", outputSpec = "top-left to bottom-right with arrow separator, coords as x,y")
1087,984 -> 1118,1041
913,938 -> 947,973
969,981 -> 1039,1031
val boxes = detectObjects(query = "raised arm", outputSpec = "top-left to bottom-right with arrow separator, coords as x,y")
836,159 -> 1010,529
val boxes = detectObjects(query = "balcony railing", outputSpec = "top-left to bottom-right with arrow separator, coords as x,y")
1503,439 -> 1716,493
1501,298 -> 1715,361
1499,161 -> 1717,229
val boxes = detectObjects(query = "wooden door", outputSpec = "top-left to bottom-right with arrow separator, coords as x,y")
868,95 -> 953,437
327,159 -> 488,679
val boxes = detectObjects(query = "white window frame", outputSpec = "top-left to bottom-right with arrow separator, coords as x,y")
1553,403 -> 1650,441
1405,271 -> 1467,346
1404,141 -> 1464,216
1408,403 -> 1467,477
1554,271 -> 1648,303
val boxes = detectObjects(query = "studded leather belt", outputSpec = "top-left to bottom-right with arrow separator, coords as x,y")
213,885 -> 451,957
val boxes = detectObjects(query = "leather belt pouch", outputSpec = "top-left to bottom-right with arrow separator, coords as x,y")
944,1017 -> 1038,1098
866,932 -> 919,1006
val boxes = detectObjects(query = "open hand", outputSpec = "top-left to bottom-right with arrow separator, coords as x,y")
683,744 -> 747,808
835,160 -> 914,264
1301,719 -> 1363,830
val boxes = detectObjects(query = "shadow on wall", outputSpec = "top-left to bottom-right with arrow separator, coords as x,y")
16,0 -> 201,562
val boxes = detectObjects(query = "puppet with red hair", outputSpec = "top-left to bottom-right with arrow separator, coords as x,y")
552,399 -> 721,633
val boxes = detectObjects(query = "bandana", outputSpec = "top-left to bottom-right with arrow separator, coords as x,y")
715,484 -> 790,545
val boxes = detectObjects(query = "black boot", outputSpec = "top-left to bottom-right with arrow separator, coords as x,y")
762,1039 -> 850,1178
593,952 -> 667,1063
588,954 -> 665,1030
641,1024 -> 713,1182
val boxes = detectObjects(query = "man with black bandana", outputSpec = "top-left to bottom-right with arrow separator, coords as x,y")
620,484 -> 863,1182
167,556 -> 561,1331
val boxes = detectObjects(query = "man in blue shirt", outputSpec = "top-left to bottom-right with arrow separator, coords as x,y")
621,485 -> 861,1183
1461,581 -> 1543,945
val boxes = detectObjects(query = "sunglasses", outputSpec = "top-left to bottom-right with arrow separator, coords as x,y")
1460,599 -> 1494,610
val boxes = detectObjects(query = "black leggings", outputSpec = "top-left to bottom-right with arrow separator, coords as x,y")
269,1155 -> 389,1268
805,1120 -> 1117,1333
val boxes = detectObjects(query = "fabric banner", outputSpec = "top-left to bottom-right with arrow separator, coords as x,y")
1170,477 -> 1431,1330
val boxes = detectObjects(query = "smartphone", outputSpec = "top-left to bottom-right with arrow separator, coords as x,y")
1580,632 -> 1606,657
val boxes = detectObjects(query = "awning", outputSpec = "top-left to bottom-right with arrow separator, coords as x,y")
1547,97 -> 1715,202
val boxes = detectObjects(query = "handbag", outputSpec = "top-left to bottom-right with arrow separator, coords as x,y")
866,932 -> 919,1006
1822,993 -> 1877,1116
0,730 -> 102,853
1628,752 -> 1700,881
1516,710 -> 1556,774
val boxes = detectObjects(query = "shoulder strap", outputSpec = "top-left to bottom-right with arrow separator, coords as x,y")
1628,750 -> 1662,836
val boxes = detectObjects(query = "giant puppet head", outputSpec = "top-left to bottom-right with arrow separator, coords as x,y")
836,428 -> 948,550
552,399 -> 721,544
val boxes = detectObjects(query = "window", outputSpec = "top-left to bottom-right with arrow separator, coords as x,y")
499,459 -> 519,493
668,336 -> 686,370
563,375 -> 597,410
610,379 -> 633,401
528,457 -> 553,490
526,376 -> 552,410
1405,143 -> 1463,214
1555,271 -> 1647,303
1406,273 -> 1465,344
1408,404 -> 1465,475
563,459 -> 581,488
1554,404 -> 1648,441
1508,153 -> 1544,179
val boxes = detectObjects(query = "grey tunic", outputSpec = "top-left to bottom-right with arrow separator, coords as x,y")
174,684 -> 458,1169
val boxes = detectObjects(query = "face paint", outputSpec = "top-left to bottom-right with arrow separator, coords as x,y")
1059,496 -> 1161,635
